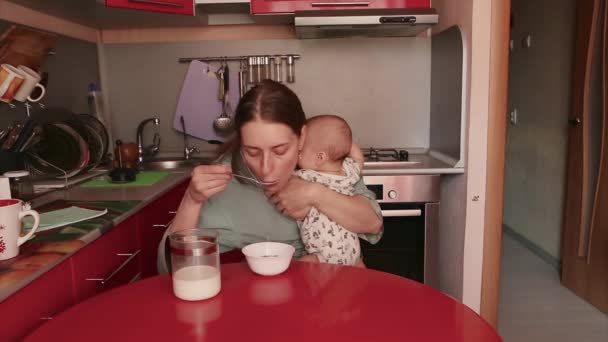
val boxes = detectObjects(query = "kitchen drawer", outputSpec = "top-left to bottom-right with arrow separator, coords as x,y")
251,0 -> 430,15
71,216 -> 140,302
0,260 -> 74,341
105,0 -> 195,15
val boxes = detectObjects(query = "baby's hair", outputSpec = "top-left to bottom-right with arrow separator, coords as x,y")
307,115 -> 352,161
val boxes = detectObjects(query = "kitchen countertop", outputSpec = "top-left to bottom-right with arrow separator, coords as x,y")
0,170 -> 191,302
362,152 -> 465,175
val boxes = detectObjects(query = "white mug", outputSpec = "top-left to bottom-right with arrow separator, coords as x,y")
0,199 -> 40,260
0,64 -> 25,103
14,65 -> 45,103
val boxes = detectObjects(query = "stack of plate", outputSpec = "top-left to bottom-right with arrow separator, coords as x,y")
22,107 -> 109,179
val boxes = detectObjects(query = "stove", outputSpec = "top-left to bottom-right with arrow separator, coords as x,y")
362,147 -> 410,162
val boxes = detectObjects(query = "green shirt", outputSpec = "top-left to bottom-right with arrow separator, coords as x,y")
157,157 -> 382,274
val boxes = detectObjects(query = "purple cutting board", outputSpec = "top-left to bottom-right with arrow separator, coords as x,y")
173,60 -> 240,142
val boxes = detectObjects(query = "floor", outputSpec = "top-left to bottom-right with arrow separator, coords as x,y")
497,234 -> 608,341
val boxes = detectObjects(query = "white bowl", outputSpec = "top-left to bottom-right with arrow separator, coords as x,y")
241,242 -> 295,276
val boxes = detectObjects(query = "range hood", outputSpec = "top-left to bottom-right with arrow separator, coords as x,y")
295,8 -> 438,39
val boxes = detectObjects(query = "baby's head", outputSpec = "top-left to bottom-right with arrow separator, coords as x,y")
299,115 -> 352,170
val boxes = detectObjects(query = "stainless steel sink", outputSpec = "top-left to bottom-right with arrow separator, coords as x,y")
139,157 -> 212,170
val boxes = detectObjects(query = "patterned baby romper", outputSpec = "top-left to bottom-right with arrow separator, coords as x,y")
295,158 -> 361,265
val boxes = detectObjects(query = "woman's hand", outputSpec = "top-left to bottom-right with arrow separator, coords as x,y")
187,164 -> 232,204
267,177 -> 321,220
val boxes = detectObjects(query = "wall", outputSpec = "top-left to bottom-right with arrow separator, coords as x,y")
433,0 -> 493,313
504,0 -> 576,260
0,20 -> 100,127
102,38 -> 431,154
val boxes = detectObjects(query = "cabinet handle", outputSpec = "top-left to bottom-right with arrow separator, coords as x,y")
40,317 -> 53,320
311,2 -> 370,6
128,0 -> 184,8
153,224 -> 169,229
86,250 -> 141,285
169,211 -> 177,214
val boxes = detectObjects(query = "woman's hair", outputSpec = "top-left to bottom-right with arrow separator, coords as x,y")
217,79 -> 307,173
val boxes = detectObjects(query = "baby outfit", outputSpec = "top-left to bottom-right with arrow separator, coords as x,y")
295,158 -> 361,265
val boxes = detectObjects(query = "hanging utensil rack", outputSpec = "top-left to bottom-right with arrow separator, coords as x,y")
178,54 -> 301,96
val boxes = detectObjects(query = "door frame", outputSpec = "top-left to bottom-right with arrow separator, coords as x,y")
480,0 -> 511,326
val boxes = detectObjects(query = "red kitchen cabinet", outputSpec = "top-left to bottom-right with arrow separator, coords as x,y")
251,0 -> 430,15
71,215 -> 140,302
0,260 -> 74,342
105,0 -> 195,15
138,179 -> 189,279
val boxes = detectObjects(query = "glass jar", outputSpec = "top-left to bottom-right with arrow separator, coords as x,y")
169,229 -> 221,301
3,170 -> 33,200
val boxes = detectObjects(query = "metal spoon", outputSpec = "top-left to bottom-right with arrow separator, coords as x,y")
232,173 -> 278,186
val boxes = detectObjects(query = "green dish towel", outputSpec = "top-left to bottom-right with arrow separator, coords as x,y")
81,171 -> 170,187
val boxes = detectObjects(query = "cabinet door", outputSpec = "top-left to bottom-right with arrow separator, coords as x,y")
0,260 -> 74,342
251,0 -> 430,15
71,216 -> 140,302
139,180 -> 189,278
106,0 -> 195,15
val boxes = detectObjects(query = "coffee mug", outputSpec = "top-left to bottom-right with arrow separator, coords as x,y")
0,199 -> 40,260
14,65 -> 46,103
0,64 -> 25,104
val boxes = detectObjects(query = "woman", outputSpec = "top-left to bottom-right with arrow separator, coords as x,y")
157,80 -> 382,273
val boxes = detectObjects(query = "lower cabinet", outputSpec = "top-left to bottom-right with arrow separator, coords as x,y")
0,178 -> 190,341
71,215 -> 140,302
0,260 -> 74,342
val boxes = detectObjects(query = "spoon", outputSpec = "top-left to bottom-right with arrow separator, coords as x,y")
232,173 -> 278,186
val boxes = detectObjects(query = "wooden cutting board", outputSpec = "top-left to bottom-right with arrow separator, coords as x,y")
0,25 -> 57,69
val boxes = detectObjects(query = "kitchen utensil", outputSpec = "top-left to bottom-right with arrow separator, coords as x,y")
286,55 -> 295,83
263,56 -> 270,80
213,65 -> 234,134
173,60 -> 239,142
273,56 -> 282,83
232,173 -> 278,186
1,122 -> 24,151
10,119 -> 35,152
256,56 -> 262,83
238,61 -> 246,98
247,57 -> 255,84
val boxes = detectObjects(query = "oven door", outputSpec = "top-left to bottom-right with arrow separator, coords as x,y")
360,202 -> 438,286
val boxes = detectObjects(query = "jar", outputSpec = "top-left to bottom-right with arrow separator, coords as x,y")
3,170 -> 33,200
169,229 -> 221,301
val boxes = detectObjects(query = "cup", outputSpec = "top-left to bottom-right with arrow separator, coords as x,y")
14,65 -> 46,102
0,64 -> 25,103
0,199 -> 40,260
170,229 -> 221,301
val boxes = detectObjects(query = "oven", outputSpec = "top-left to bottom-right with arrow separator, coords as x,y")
361,174 -> 439,288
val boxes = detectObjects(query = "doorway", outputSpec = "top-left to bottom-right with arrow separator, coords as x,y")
499,0 -> 608,340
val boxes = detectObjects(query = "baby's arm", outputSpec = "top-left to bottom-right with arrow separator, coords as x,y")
349,143 -> 365,171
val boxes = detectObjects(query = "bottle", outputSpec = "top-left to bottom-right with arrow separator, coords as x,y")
87,83 -> 107,125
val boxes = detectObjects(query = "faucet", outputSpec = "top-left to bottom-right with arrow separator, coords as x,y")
180,116 -> 199,160
136,117 -> 160,163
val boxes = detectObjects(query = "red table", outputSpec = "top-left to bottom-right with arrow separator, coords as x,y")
26,262 -> 502,341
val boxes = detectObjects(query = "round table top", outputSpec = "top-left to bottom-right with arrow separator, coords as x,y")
26,262 -> 502,342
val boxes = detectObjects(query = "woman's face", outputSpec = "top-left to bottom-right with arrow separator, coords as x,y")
240,119 -> 305,193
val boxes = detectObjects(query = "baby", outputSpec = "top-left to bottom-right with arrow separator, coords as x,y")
295,114 -> 365,266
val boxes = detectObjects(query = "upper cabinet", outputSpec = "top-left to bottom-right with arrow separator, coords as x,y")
105,0 -> 195,16
251,0 -> 430,15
